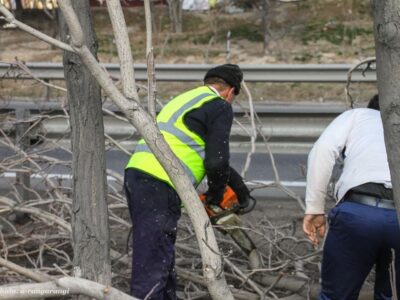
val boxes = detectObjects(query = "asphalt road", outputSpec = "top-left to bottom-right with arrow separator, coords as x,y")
0,146 -> 308,199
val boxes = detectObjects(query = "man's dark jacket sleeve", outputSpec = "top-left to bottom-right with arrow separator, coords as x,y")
227,167 -> 250,205
184,97 -> 249,204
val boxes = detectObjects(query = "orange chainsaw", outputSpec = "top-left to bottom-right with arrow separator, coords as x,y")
199,186 -> 261,269
199,186 -> 241,219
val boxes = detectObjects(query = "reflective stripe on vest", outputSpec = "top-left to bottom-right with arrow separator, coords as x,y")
126,86 -> 219,188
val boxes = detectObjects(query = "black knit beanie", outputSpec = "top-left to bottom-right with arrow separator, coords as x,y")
204,64 -> 243,95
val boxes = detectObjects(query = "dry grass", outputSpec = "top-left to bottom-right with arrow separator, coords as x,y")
0,1 -> 377,102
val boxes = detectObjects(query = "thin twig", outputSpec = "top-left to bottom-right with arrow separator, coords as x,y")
345,57 -> 376,108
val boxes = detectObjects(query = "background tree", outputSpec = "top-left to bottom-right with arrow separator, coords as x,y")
233,0 -> 301,53
166,0 -> 182,33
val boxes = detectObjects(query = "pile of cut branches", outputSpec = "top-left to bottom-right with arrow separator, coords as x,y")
0,97 -> 324,299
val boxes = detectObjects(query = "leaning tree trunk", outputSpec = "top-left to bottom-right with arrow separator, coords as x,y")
372,0 -> 400,224
59,0 -> 111,289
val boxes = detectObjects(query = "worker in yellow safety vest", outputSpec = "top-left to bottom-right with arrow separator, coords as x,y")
124,64 -> 253,299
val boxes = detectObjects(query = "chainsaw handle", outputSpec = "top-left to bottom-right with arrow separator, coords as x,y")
238,195 -> 256,215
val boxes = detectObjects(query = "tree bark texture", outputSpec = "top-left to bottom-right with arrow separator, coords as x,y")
372,0 -> 400,224
59,0 -> 111,287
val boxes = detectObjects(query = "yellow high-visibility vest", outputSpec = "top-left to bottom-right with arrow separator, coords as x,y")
126,86 -> 219,188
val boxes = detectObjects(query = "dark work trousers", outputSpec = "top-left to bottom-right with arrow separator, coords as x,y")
320,201 -> 400,300
124,168 -> 181,300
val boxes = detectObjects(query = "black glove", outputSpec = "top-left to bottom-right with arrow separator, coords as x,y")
227,167 -> 251,208
237,194 -> 256,214
238,193 -> 250,209
227,183 -> 256,215
205,191 -> 223,207
234,185 -> 251,208
232,184 -> 257,214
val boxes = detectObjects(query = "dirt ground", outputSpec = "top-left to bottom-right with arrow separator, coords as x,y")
0,2 -> 378,103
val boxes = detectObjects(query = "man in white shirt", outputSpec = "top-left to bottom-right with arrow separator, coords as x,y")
303,95 -> 399,299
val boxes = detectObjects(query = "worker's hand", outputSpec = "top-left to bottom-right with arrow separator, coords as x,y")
303,214 -> 326,246
237,194 -> 256,214
205,192 -> 223,206
235,187 -> 251,208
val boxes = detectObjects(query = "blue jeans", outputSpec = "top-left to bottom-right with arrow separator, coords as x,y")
124,169 -> 181,300
320,201 -> 400,300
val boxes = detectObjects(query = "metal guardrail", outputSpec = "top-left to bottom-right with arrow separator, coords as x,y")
0,100 -> 344,199
0,98 -> 348,114
0,99 -> 348,153
0,62 -> 377,82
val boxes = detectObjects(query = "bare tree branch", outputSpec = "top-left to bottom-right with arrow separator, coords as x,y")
345,57 -> 376,108
0,277 -> 139,300
144,0 -> 157,118
0,5 -> 73,52
0,256 -> 51,282
240,81 -> 257,178
106,0 -> 139,101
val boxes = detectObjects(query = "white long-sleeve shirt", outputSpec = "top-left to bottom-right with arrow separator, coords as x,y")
305,108 -> 392,214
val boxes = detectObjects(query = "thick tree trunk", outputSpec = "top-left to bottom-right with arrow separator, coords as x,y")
372,0 -> 400,224
59,0 -> 111,288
